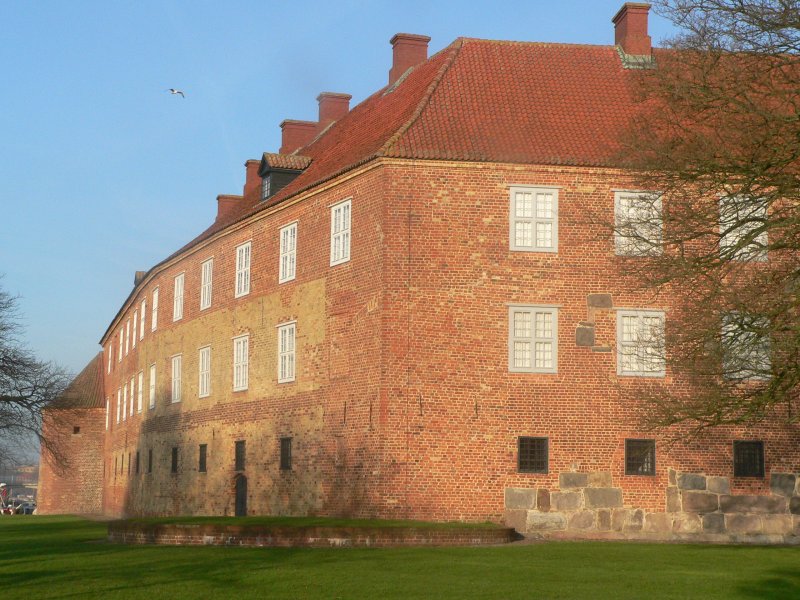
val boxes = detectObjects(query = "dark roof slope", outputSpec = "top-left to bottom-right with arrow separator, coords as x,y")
52,354 -> 104,409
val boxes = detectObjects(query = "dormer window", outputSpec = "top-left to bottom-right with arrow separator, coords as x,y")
258,153 -> 311,201
261,176 -> 271,201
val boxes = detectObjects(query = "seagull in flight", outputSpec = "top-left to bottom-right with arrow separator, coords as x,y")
167,88 -> 185,98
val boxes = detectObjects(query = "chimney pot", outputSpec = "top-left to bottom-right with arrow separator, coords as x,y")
612,3 -> 652,56
316,92 -> 352,134
242,160 -> 261,202
389,33 -> 430,85
280,120 -> 317,154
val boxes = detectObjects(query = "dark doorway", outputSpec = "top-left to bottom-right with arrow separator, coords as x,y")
234,475 -> 247,517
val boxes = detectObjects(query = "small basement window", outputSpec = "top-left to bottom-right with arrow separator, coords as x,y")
235,440 -> 246,472
72,426 -> 81,435
518,437 -> 548,473
733,441 -> 764,478
280,437 -> 293,471
625,439 -> 655,476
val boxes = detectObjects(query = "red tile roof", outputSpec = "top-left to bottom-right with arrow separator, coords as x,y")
103,37 -> 647,341
52,353 -> 104,409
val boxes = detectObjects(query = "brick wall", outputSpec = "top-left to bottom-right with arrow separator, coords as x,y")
38,407 -> 105,514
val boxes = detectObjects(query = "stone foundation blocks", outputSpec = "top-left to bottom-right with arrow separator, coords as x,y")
527,512 -> 567,531
681,491 -> 719,513
568,510 -> 595,530
790,497 -> 800,515
597,509 -> 611,531
706,476 -> 730,495
726,514 -> 763,534
770,473 -> 797,498
623,509 -> 644,532
584,487 -> 622,509
666,487 -> 681,512
720,495 -> 787,514
761,514 -> 792,535
505,487 -> 537,510
702,513 -> 725,534
537,489 -> 551,512
588,472 -> 613,488
552,491 -> 582,511
672,513 -> 701,534
644,512 -> 671,533
611,508 -> 629,532
559,472 -> 588,489
677,473 -> 706,491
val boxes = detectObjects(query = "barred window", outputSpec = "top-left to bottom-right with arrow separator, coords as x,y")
280,437 -> 293,471
518,437 -> 548,473
171,446 -> 179,474
733,441 -> 764,478
625,439 -> 655,476
148,449 -> 153,474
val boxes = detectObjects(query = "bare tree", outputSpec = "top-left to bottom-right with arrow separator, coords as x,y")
613,1 -> 800,432
0,282 -> 71,467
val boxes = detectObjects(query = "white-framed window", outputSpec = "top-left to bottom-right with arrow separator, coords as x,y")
129,376 -> 135,417
118,331 -> 122,362
720,195 -> 768,261
107,345 -> 112,374
125,319 -> 130,355
235,242 -> 251,297
123,383 -> 128,421
233,335 -> 249,391
279,222 -> 297,283
148,364 -> 156,409
508,305 -> 558,373
171,354 -> 182,403
722,313 -> 771,380
105,398 -> 109,430
200,258 -> 213,310
116,389 -> 121,423
278,322 -> 296,383
151,287 -> 159,331
199,346 -> 211,397
617,310 -> 666,377
615,191 -> 662,256
330,199 -> 351,266
261,176 -> 271,201
140,299 -> 146,339
132,311 -> 138,349
173,273 -> 185,321
137,371 -> 144,413
509,186 -> 558,252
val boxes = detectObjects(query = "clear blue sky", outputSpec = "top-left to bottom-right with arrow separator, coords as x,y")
1,1 -> 678,376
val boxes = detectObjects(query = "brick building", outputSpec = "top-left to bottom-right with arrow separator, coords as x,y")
39,3 -> 800,541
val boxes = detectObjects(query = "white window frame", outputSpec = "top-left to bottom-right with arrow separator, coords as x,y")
116,389 -> 121,423
139,299 -> 146,339
279,222 -> 298,283
617,310 -> 666,377
137,371 -> 144,413
508,305 -> 558,373
330,199 -> 352,266
107,346 -> 112,374
199,346 -> 212,397
233,335 -> 249,391
719,195 -> 768,262
118,331 -> 123,362
614,190 -> 662,256
148,364 -> 156,409
105,398 -> 109,430
122,383 -> 128,421
722,312 -> 771,380
277,322 -> 296,383
200,258 -> 213,310
129,376 -> 135,417
171,354 -> 182,403
173,273 -> 185,321
133,311 -> 138,349
509,186 -> 558,252
235,242 -> 251,298
151,287 -> 159,331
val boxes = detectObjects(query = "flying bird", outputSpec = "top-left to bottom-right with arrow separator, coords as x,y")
166,88 -> 185,98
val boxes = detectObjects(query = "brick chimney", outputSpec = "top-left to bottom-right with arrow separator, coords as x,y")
316,92 -> 352,134
280,120 -> 317,154
134,271 -> 146,286
242,160 -> 261,202
216,194 -> 242,223
612,3 -> 651,56
389,33 -> 431,85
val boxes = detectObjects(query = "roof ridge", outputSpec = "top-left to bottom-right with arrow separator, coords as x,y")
378,38 -> 464,157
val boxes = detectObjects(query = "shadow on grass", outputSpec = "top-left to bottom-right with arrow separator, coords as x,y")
736,568 -> 800,599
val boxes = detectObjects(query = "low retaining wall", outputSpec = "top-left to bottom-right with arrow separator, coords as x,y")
108,521 -> 517,548
505,470 -> 800,544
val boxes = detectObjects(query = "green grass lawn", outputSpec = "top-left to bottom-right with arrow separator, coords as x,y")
2,516 -> 798,599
